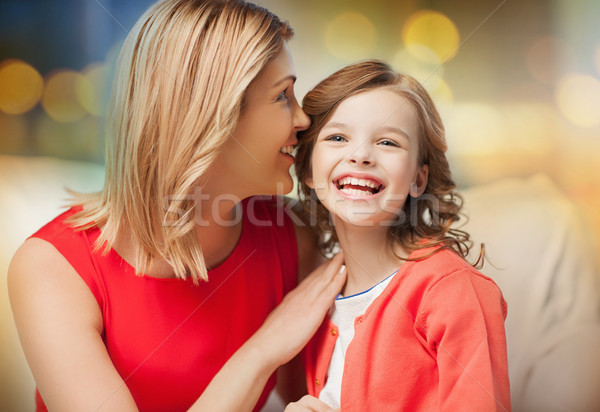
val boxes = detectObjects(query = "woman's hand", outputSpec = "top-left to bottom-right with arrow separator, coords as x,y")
251,253 -> 346,369
285,395 -> 340,412
189,254 -> 345,411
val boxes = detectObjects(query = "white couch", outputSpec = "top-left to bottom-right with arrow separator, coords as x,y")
2,155 -> 599,411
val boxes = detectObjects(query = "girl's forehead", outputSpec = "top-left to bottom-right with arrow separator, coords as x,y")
325,88 -> 418,135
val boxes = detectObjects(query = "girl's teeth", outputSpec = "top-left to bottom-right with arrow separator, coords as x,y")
340,187 -> 372,197
337,177 -> 381,191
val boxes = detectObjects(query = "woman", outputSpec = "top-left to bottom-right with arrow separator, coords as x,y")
7,1 -> 345,411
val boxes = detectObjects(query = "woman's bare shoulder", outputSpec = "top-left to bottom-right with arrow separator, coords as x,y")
8,239 -> 138,410
8,237 -> 103,333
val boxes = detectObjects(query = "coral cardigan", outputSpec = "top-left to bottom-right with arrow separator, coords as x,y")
31,196 -> 298,412
304,248 -> 511,411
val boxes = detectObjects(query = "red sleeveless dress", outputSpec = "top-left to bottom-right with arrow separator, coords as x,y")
31,196 -> 298,411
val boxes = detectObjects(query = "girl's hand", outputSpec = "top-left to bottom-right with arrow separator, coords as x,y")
285,395 -> 340,412
251,253 -> 346,369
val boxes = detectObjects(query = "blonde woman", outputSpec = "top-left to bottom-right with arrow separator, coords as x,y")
7,1 -> 346,411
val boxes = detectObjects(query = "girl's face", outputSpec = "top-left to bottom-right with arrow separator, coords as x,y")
209,42 -> 310,198
307,87 -> 428,227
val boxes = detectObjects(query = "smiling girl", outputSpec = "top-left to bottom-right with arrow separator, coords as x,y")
293,60 -> 511,411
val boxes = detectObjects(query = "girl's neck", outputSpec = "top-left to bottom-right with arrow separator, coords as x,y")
334,219 -> 410,297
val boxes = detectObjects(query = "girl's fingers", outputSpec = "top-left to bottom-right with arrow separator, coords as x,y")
285,395 -> 337,412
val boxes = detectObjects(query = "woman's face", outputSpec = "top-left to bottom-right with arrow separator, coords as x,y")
209,43 -> 310,198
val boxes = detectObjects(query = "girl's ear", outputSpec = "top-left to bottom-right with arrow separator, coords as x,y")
410,164 -> 429,197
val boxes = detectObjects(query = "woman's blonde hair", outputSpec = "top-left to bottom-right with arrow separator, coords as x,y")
68,0 -> 293,283
296,60 -> 483,265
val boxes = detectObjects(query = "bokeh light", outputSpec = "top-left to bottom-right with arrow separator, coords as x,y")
392,48 -> 444,82
41,70 -> 88,123
34,114 -> 103,159
526,37 -> 575,85
427,77 -> 453,103
595,43 -> 600,76
0,113 -> 28,153
0,60 -> 44,115
402,10 -> 460,64
502,103 -> 557,151
325,12 -> 377,62
392,48 -> 453,103
555,74 -> 600,128
76,63 -> 110,117
444,103 -> 506,155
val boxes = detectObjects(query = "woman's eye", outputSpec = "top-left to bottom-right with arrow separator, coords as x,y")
325,134 -> 346,142
276,90 -> 288,102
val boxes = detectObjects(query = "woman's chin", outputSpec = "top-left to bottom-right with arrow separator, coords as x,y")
277,177 -> 294,196
262,175 -> 294,197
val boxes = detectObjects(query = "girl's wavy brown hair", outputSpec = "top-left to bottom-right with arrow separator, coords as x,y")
295,60 -> 483,266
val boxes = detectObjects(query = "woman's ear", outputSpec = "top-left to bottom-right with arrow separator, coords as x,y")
410,164 -> 429,197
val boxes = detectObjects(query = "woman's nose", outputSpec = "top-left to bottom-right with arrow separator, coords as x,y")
294,102 -> 311,131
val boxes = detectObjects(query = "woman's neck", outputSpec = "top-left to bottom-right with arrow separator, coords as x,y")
194,191 -> 244,268
333,218 -> 408,297
111,186 -> 245,278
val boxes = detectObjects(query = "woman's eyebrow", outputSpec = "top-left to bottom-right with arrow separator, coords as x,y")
271,75 -> 297,89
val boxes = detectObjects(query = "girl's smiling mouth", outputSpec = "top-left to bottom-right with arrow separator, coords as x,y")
333,175 -> 385,198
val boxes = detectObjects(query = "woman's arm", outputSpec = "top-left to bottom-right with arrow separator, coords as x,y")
9,238 -> 345,412
8,238 -> 139,411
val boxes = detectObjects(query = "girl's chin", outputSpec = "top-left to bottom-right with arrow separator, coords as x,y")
331,205 -> 401,228
337,217 -> 399,228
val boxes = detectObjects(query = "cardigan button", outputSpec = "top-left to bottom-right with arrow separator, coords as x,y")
315,378 -> 320,386
331,328 -> 337,336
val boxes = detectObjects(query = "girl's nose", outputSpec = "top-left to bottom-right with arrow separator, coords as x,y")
347,145 -> 373,166
349,157 -> 372,166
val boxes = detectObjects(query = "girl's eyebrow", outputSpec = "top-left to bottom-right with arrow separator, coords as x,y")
377,125 -> 411,140
321,121 -> 347,130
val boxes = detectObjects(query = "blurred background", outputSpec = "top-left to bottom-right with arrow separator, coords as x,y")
1,0 -> 599,409
1,0 -> 599,233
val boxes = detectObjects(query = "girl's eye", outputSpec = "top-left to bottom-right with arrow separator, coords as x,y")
379,139 -> 401,147
325,134 -> 347,142
276,90 -> 288,102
